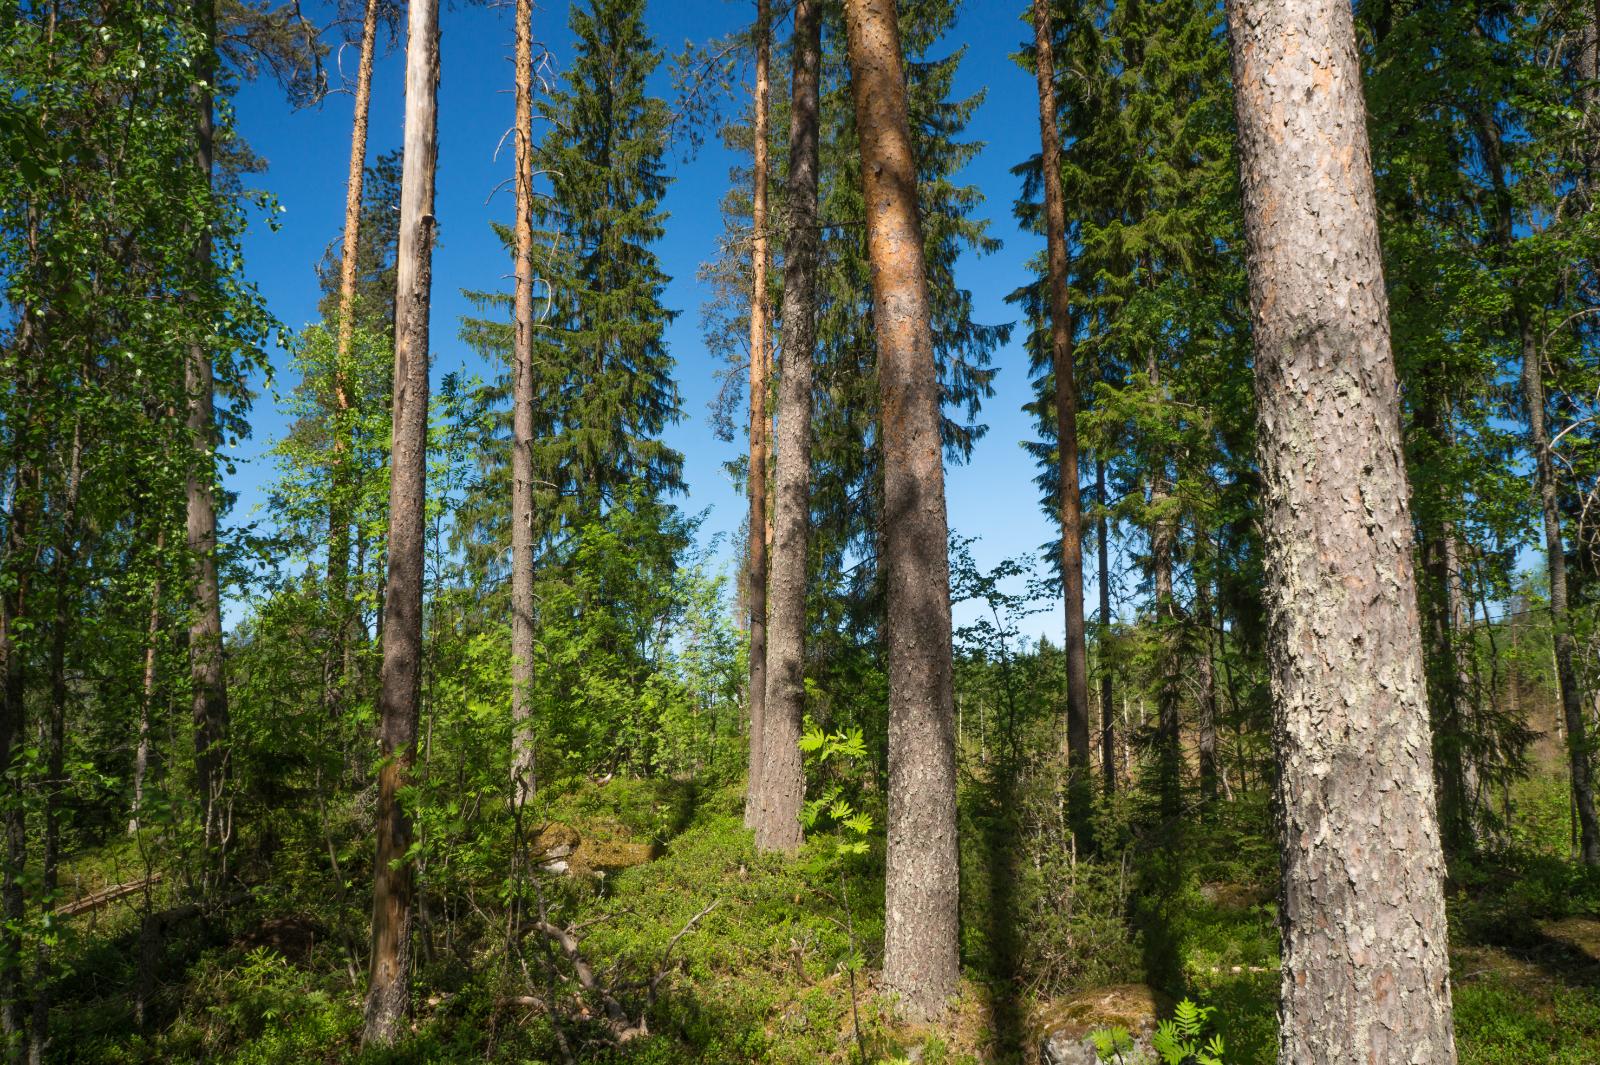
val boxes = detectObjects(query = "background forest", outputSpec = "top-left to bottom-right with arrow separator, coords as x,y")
5,0 -> 1600,1063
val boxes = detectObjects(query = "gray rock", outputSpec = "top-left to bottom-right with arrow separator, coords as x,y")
1040,1028 -> 1157,1065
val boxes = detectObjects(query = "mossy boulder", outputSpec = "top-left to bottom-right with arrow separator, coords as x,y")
1034,983 -> 1168,1065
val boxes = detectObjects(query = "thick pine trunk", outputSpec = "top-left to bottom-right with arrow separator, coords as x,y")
754,0 -> 819,856
188,0 -> 231,875
362,0 -> 439,1043
509,0 -> 537,812
325,0 -> 381,722
1225,1 -> 1458,1060
1030,0 -> 1092,846
843,0 -> 960,1020
744,0 -> 772,830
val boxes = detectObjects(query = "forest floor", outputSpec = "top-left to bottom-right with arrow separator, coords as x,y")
44,768 -> 1600,1064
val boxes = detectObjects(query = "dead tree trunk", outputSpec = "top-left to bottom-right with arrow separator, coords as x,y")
755,0 -> 820,856
130,533 -> 163,836
325,0 -> 381,722
509,0 -> 538,813
1030,0 -> 1092,847
744,0 -> 773,831
843,0 -> 960,1021
1225,0 -> 1458,1060
362,0 -> 440,1044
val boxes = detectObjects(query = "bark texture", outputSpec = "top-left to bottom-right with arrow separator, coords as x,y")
755,0 -> 820,856
1225,1 -> 1458,1060
362,0 -> 439,1044
843,0 -> 959,1020
509,0 -> 537,812
1030,0 -> 1092,846
744,0 -> 772,831
325,0 -> 381,722
188,0 -> 230,871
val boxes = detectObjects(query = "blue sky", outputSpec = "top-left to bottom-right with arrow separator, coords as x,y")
226,0 -> 1100,642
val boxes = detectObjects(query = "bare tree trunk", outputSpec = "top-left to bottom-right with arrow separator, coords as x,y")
843,0 -> 959,1020
509,0 -> 538,813
1147,348 -> 1181,819
1096,456 -> 1114,796
1030,0 -> 1092,846
362,0 -> 439,1044
755,0 -> 819,856
188,0 -> 231,878
744,0 -> 772,831
1225,1 -> 1457,1060
325,0 -> 381,723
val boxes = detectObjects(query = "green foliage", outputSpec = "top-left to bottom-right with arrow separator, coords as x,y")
799,721 -> 873,856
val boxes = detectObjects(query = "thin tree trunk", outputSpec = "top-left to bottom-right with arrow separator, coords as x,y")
1030,0 -> 1092,847
30,421 -> 81,1065
362,0 -> 440,1043
1096,456 -> 1114,796
1147,347 -> 1181,819
755,0 -> 819,857
1194,569 -> 1218,805
1225,1 -> 1458,1060
509,0 -> 538,813
0,478 -> 33,1054
188,0 -> 231,878
1521,313 -> 1600,863
325,0 -> 381,723
130,535 -> 164,836
1473,94 -> 1600,864
744,0 -> 772,831
843,0 -> 959,1020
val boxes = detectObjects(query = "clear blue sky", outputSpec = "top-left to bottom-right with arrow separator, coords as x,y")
226,0 -> 1106,642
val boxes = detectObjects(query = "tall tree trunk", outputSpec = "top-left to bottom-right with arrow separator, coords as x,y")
325,0 -> 381,722
1030,0 -> 1092,847
1194,568 -> 1218,805
1521,312 -> 1600,864
1096,455 -> 1114,796
843,0 -> 959,1020
509,0 -> 538,813
755,0 -> 819,856
1147,350 -> 1181,819
188,0 -> 231,877
744,0 -> 772,831
30,423 -> 81,1065
362,0 -> 440,1043
1225,1 -> 1458,1060
130,535 -> 164,836
0,471 -> 34,1055
1473,96 -> 1600,865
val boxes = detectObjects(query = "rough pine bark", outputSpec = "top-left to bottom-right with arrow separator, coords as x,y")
1194,572 -> 1218,805
362,0 -> 439,1044
1030,0 -> 1092,846
1225,1 -> 1458,1060
188,0 -> 231,871
744,0 -> 772,831
755,0 -> 819,856
324,0 -> 381,722
843,0 -> 960,1020
509,0 -> 537,812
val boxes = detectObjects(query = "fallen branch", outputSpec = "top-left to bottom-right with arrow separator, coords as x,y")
525,897 -> 721,1044
56,872 -> 163,917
